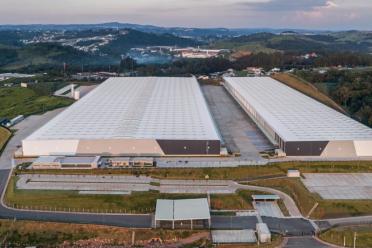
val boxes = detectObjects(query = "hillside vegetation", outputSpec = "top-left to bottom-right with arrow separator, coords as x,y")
272,73 -> 346,114
0,127 -> 11,153
0,87 -> 73,119
0,29 -> 198,71
211,31 -> 372,57
294,69 -> 372,127
0,219 -> 198,247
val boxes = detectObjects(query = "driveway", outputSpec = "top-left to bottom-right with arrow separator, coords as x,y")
202,84 -> 273,157
0,108 -> 65,170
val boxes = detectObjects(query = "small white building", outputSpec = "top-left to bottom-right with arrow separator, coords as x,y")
287,169 -> 301,178
256,223 -> 271,243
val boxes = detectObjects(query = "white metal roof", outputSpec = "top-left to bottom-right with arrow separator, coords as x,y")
155,198 -> 210,221
25,77 -> 220,141
224,77 -> 372,142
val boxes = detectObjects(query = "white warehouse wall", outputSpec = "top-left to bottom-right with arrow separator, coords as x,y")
22,140 -> 79,156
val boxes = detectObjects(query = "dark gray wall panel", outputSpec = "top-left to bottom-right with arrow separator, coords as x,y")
284,141 -> 329,156
157,140 -> 220,155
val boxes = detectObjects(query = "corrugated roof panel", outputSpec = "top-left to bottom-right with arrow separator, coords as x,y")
224,77 -> 372,142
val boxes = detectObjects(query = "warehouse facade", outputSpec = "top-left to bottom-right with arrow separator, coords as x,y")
224,77 -> 372,157
23,77 -> 221,157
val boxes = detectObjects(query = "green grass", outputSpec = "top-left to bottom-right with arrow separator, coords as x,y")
16,161 -> 372,180
0,127 -> 11,153
0,219 -> 197,247
250,178 -> 372,219
320,225 -> 372,248
5,176 -> 259,213
15,164 -> 287,180
0,87 -> 73,119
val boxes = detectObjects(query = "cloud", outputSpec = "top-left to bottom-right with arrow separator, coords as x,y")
238,0 -> 334,11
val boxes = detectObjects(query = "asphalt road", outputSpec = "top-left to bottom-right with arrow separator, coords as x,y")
262,217 -> 315,236
284,237 -> 335,248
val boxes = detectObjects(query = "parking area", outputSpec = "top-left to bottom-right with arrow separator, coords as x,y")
202,85 -> 273,158
302,173 -> 372,199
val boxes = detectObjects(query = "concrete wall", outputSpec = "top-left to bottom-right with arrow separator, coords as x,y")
23,139 -> 221,157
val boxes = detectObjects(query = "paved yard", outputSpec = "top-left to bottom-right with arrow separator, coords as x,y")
212,229 -> 257,243
202,85 -> 273,158
302,173 -> 372,199
0,108 -> 66,170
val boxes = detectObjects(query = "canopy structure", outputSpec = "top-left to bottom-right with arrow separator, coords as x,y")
155,198 -> 211,229
252,195 -> 280,201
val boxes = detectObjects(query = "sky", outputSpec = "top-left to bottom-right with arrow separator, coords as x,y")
0,0 -> 371,30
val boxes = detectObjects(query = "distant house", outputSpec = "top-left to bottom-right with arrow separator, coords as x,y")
197,75 -> 209,80
245,67 -> 264,76
270,68 -> 281,73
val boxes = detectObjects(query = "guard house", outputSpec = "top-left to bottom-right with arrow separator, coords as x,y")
154,198 -> 211,229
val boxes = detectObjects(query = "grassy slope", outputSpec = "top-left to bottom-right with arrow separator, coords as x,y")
250,178 -> 372,219
15,164 -> 287,180
0,87 -> 73,119
0,219 -> 197,247
16,161 -> 372,179
0,127 -> 11,153
5,176 -> 259,213
320,225 -> 372,248
271,73 -> 347,114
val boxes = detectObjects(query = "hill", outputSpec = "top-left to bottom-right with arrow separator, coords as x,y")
0,22 -> 322,38
210,31 -> 372,57
0,29 -> 199,71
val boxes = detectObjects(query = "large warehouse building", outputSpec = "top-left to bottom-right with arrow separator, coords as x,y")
22,77 -> 221,157
224,77 -> 372,157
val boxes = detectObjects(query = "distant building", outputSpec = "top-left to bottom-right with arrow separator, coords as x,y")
20,83 -> 28,88
245,67 -> 264,76
173,48 -> 225,59
270,68 -> 281,73
0,73 -> 34,81
197,75 -> 209,80
72,72 -> 117,81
